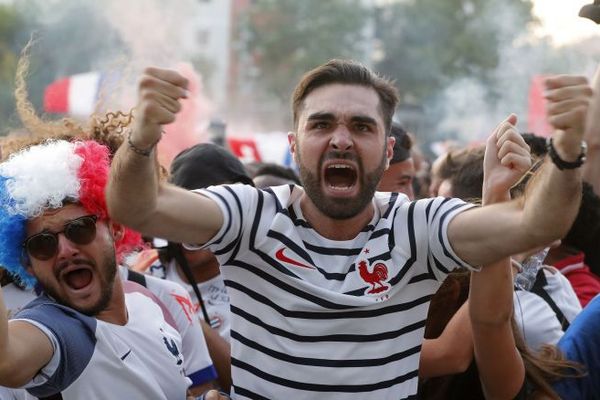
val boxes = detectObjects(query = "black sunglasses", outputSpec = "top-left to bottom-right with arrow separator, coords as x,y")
23,215 -> 98,261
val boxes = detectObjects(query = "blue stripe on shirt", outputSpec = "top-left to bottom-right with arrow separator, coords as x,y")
188,364 -> 218,386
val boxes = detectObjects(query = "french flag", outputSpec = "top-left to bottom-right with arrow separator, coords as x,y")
43,72 -> 102,117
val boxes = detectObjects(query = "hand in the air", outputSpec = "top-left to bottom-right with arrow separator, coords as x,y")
483,114 -> 532,202
131,67 -> 189,149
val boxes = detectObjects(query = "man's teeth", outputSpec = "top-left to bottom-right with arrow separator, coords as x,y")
329,164 -> 352,169
328,182 -> 354,189
325,164 -> 355,190
329,184 -> 353,190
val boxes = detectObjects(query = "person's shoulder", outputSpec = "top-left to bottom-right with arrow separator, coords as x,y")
373,191 -> 409,210
261,183 -> 299,202
198,182 -> 258,197
543,265 -> 571,285
143,272 -> 188,297
15,295 -> 97,339
17,294 -> 65,316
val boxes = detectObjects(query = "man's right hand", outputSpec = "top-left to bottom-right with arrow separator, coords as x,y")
131,67 -> 189,149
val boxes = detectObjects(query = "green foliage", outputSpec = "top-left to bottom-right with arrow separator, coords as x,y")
240,0 -> 371,102
0,1 -> 126,134
17,1 -> 125,116
375,0 -> 535,104
0,4 -> 31,131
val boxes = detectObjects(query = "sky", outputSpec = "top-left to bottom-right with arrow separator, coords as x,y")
532,0 -> 600,45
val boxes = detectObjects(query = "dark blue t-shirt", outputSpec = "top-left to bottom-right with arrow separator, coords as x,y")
552,294 -> 600,399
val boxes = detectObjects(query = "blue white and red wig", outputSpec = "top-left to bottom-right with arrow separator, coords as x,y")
0,140 -> 141,288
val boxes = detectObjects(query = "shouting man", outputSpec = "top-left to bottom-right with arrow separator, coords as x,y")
107,60 -> 591,399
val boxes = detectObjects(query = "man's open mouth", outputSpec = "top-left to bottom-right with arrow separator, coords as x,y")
324,163 -> 358,191
61,267 -> 93,290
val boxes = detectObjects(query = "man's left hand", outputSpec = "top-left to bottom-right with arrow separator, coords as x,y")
483,113 -> 532,202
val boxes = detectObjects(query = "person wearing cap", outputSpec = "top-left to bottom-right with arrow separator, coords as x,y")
149,143 -> 253,344
377,123 -> 416,200
107,61 -> 591,399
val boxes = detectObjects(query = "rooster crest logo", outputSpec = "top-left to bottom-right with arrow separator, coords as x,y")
163,336 -> 183,365
358,260 -> 390,295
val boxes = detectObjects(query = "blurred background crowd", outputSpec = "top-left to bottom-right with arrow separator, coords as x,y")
0,0 -> 598,170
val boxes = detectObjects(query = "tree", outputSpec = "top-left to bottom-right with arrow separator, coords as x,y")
0,0 -> 127,133
0,4 -> 33,132
237,0 -> 371,124
376,0 -> 535,104
17,1 -> 126,116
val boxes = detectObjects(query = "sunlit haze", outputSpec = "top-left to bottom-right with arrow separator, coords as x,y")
533,0 -> 599,45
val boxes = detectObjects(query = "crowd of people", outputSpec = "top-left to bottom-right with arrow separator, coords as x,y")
0,41 -> 599,400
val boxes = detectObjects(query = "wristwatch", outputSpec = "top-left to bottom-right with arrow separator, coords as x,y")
546,137 -> 587,170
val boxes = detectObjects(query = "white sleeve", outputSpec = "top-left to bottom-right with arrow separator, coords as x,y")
420,197 -> 478,280
184,184 -> 258,254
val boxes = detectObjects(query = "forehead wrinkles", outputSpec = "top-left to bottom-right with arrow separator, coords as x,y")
28,205 -> 84,234
299,85 -> 383,127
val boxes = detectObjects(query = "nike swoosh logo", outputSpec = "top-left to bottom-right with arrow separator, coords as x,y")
275,248 -> 314,270
121,349 -> 132,360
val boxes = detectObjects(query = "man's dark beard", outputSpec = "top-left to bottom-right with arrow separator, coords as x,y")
46,252 -> 117,316
298,150 -> 386,220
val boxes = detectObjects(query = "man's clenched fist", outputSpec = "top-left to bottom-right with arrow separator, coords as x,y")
545,75 -> 592,161
131,67 -> 189,150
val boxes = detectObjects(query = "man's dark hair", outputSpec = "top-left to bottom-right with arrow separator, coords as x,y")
292,59 -> 399,133
390,123 -> 412,164
447,146 -> 486,201
434,146 -> 485,201
0,268 -> 13,287
253,163 -> 301,185
521,133 -> 548,158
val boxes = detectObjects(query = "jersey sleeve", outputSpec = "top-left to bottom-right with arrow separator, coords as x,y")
184,184 -> 257,257
13,302 -> 97,397
149,278 -> 218,386
414,197 -> 477,281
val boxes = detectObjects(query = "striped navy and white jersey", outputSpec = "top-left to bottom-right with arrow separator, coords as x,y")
191,184 -> 475,400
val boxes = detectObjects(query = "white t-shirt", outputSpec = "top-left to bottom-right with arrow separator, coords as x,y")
188,184 -> 474,400
118,266 -> 217,385
15,286 -> 191,399
0,385 -> 30,400
514,267 -> 582,351
147,260 -> 231,342
0,268 -> 217,399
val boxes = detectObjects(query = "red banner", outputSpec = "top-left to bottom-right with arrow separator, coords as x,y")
527,75 -> 552,137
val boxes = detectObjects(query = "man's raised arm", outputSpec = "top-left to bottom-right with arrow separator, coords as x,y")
448,75 -> 592,267
583,65 -> 600,195
0,287 -> 54,387
106,67 -> 223,245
